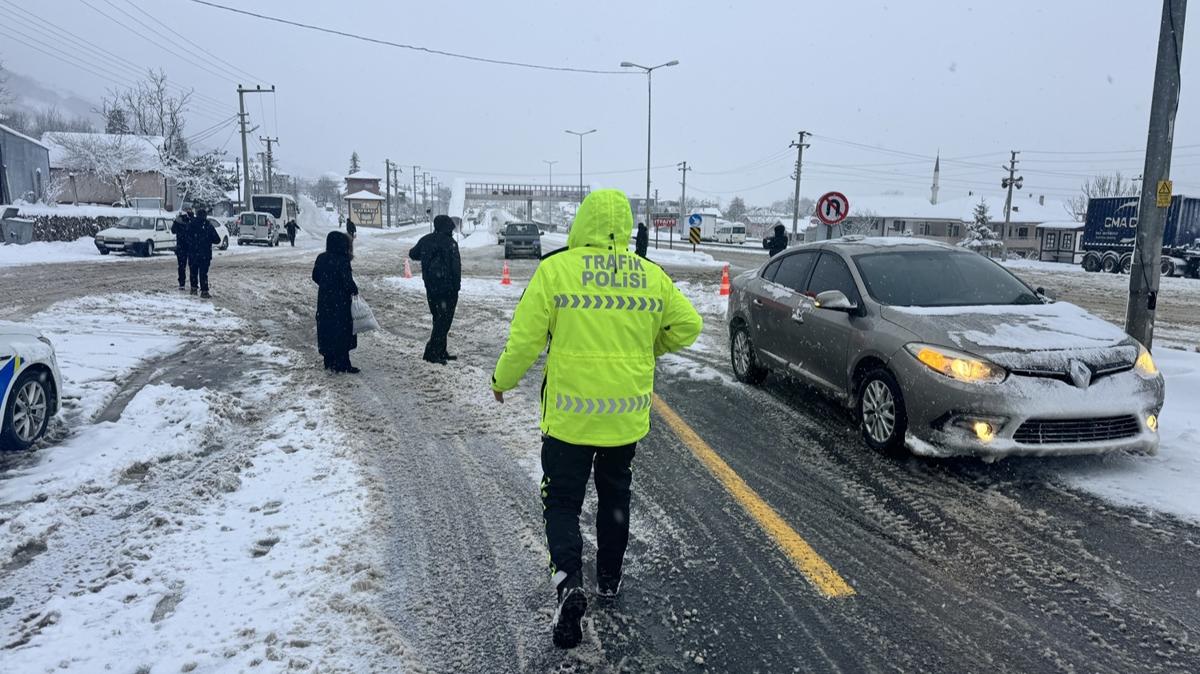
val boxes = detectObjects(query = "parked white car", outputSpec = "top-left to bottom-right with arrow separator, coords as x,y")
94,214 -> 177,256
0,322 -> 62,451
206,217 -> 231,251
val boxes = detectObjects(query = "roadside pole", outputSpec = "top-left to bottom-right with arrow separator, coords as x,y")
236,85 -> 274,206
259,137 -> 279,193
1126,0 -> 1187,349
790,131 -> 810,239
384,159 -> 392,227
676,161 -> 690,251
1001,150 -> 1023,244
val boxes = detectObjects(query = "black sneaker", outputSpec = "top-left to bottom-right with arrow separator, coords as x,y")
597,575 -> 622,599
190,288 -> 198,295
552,587 -> 587,649
200,291 -> 211,299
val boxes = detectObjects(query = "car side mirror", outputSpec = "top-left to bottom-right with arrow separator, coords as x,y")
814,290 -> 858,312
1036,286 -> 1056,301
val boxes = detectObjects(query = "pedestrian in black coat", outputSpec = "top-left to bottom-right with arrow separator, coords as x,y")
635,222 -> 649,258
171,208 -> 194,290
345,217 -> 357,239
285,219 -> 299,246
767,224 -> 789,257
408,214 -> 461,364
312,231 -> 360,373
186,210 -> 221,297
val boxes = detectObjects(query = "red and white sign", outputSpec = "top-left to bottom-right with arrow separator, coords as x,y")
816,191 -> 850,226
653,217 -> 676,229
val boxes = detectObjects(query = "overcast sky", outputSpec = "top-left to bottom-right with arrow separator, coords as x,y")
3,0 -> 1196,210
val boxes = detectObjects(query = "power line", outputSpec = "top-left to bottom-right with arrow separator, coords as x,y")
185,0 -> 635,75
121,0 -> 267,83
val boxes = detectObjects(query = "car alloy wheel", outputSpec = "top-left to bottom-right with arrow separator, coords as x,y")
145,241 -> 155,257
862,380 -> 895,444
12,378 -> 48,444
730,325 -> 768,385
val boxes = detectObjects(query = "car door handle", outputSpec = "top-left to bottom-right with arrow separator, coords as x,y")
752,299 -> 764,306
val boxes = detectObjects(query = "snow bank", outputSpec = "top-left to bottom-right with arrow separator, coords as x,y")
382,274 -> 525,299
1057,347 -> 1200,521
676,280 -> 730,318
0,237 -> 116,268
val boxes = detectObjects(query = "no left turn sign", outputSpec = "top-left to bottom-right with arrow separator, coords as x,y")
816,191 -> 850,225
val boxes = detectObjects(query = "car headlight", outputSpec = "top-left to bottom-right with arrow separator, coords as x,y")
905,343 -> 1007,384
1135,345 -> 1158,378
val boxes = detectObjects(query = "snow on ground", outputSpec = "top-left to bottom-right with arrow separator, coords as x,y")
4,202 -> 151,219
1,293 -> 403,671
0,237 -> 122,268
382,274 -> 525,300
1056,347 -> 1200,521
1003,258 -> 1088,275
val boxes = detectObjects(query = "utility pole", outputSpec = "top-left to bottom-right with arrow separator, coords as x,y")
236,84 -> 273,205
390,164 -> 403,224
1127,0 -> 1187,349
384,159 -> 392,227
676,161 -> 690,250
1001,150 -> 1023,241
411,165 -> 421,220
257,153 -> 267,193
790,131 -> 810,239
259,136 -> 278,193
234,157 -> 241,207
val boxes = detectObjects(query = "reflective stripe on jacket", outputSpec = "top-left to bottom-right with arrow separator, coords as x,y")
492,189 -> 703,447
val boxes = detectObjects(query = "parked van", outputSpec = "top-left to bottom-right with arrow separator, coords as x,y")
235,211 -> 280,246
715,223 -> 747,244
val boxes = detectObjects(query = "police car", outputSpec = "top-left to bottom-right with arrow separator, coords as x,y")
0,322 -> 62,451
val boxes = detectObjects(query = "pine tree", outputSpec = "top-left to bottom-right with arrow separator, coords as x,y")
349,151 -> 361,174
959,198 -> 1004,255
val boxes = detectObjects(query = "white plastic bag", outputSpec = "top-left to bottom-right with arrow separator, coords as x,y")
351,295 -> 379,334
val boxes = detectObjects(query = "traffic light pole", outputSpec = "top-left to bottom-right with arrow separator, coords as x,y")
1126,0 -> 1187,349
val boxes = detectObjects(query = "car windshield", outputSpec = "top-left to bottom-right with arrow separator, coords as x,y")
116,216 -> 155,230
251,196 -> 283,218
853,250 -> 1042,307
506,224 -> 539,235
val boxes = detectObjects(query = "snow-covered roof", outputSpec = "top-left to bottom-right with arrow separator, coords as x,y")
1036,220 -> 1085,230
846,193 -> 1072,225
41,132 -> 164,172
693,207 -> 723,217
345,170 -> 382,181
344,189 -> 385,201
0,123 -> 50,150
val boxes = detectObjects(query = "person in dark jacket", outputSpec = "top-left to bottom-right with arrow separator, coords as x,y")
312,231 -> 360,373
634,222 -> 649,258
767,224 -> 789,257
408,215 -> 461,364
345,217 -> 357,239
285,219 -> 299,246
187,209 -> 221,298
171,207 -> 194,290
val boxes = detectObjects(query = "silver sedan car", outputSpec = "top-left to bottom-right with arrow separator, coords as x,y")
727,237 -> 1165,460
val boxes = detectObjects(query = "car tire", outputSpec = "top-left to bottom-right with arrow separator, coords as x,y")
1120,254 -> 1133,275
220,236 -> 229,250
858,368 -> 908,454
144,241 -> 155,257
1,370 -> 52,452
99,248 -> 110,256
1101,254 -> 1120,274
1081,253 -> 1101,272
729,324 -> 768,385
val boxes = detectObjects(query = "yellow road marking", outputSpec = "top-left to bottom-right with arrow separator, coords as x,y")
652,394 -> 856,598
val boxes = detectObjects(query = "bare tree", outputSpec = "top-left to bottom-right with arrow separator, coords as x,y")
101,69 -> 192,160
841,208 -> 881,236
48,132 -> 145,204
1067,172 -> 1138,220
0,58 -> 11,109
312,176 -> 341,206
169,150 -> 237,206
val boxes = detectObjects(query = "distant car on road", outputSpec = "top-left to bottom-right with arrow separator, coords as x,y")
715,223 -> 747,244
0,322 -> 62,451
206,217 -> 231,251
503,222 -> 542,259
727,236 -> 1165,460
94,214 -> 177,257
235,211 -> 281,247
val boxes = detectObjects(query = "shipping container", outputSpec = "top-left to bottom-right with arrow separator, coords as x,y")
1080,195 -> 1200,278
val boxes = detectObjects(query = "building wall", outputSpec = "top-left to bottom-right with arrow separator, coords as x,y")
347,199 -> 384,227
1037,228 -> 1084,264
0,128 -> 52,203
50,168 -> 173,206
345,178 -> 381,195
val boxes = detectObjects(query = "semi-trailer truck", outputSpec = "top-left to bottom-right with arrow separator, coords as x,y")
1080,195 -> 1200,278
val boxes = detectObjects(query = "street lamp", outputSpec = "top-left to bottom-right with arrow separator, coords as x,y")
543,160 -> 558,225
621,60 -> 679,249
564,129 -> 597,203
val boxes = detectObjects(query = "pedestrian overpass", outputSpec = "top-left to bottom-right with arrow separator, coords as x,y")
448,179 -> 590,225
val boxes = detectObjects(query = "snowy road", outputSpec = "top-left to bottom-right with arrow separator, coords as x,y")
3,232 -> 1200,672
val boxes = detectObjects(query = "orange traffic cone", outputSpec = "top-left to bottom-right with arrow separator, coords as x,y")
500,260 -> 512,286
403,258 -> 413,279
719,264 -> 731,296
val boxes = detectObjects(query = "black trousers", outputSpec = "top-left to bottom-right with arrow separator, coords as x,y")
423,292 -> 458,360
322,350 -> 352,371
175,253 -> 190,286
287,231 -> 296,246
541,435 -> 636,587
188,255 -> 211,292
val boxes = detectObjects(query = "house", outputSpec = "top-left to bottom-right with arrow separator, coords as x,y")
0,123 -> 52,204
344,170 -> 382,196
1036,221 -> 1086,264
41,132 -> 177,207
344,190 -> 385,227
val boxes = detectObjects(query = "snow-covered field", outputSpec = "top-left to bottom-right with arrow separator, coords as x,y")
1,293 -> 401,671
0,237 -> 122,268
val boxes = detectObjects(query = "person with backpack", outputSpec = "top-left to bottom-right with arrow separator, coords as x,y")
491,189 -> 703,649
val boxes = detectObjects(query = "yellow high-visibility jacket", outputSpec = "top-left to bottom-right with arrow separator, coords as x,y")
492,189 -> 704,447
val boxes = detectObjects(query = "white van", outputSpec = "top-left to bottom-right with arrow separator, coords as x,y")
235,211 -> 280,246
715,223 -> 747,244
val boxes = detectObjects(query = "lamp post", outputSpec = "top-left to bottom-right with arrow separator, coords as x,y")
564,129 -> 597,202
620,59 -> 679,249
543,160 -> 558,225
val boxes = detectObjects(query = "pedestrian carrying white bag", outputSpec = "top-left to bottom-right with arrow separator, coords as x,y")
351,295 -> 380,334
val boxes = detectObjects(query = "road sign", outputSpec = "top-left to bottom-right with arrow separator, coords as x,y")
688,213 -> 702,226
653,216 -> 676,229
1157,179 -> 1173,208
816,192 -> 850,225
689,226 -> 701,244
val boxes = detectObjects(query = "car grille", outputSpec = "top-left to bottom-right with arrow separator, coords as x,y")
1013,415 -> 1141,445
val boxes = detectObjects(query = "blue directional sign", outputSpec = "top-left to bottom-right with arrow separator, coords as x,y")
688,213 -> 702,226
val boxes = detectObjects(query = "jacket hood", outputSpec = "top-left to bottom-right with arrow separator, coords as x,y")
325,230 -> 352,256
774,224 -> 786,235
568,189 -> 633,250
434,214 -> 456,234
